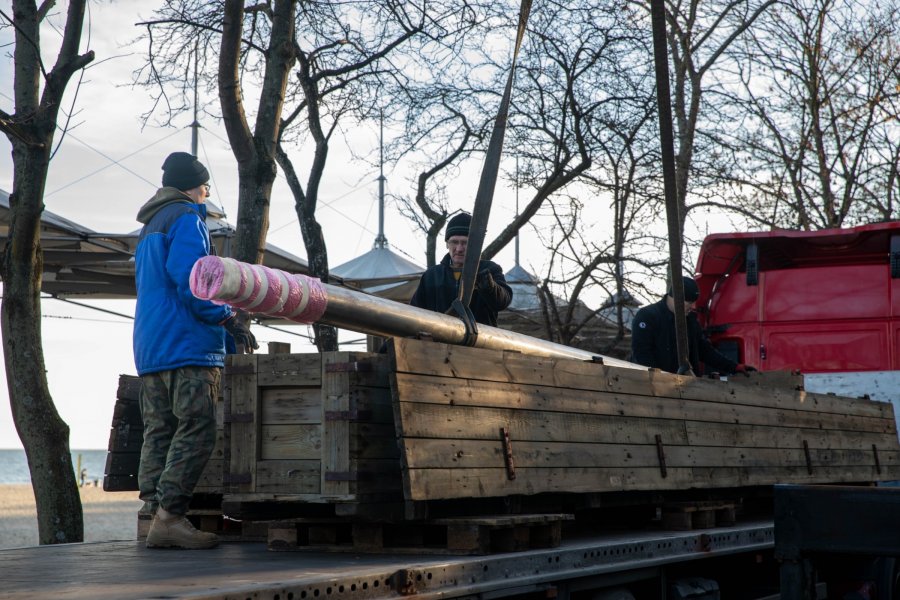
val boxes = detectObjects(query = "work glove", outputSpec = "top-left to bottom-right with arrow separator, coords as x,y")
223,311 -> 259,354
476,268 -> 496,292
733,364 -> 756,376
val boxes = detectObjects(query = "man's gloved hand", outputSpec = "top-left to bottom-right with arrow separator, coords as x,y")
476,268 -> 496,291
733,364 -> 757,376
223,311 -> 259,354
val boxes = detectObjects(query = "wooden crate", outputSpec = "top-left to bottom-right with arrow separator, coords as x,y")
103,375 -> 144,492
388,338 -> 900,502
103,374 -> 225,493
222,351 -> 400,505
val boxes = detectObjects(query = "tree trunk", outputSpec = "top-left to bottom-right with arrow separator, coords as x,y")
2,179 -> 83,545
2,0 -> 94,544
219,0 -> 297,265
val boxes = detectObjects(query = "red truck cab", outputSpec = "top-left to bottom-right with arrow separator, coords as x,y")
695,221 -> 900,374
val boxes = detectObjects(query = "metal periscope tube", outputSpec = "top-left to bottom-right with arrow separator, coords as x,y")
318,282 -> 643,369
188,255 -> 643,369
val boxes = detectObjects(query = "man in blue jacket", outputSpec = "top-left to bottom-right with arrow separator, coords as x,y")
133,152 -> 257,549
409,212 -> 512,326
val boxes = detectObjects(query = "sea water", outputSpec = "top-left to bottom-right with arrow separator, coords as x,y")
0,449 -> 109,485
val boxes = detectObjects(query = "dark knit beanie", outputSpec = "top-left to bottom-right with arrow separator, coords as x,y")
161,152 -> 210,191
445,212 -> 472,240
668,276 -> 700,302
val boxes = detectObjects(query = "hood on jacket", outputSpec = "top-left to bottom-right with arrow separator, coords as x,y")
137,187 -> 195,224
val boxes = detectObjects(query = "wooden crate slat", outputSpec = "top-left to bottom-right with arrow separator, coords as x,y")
390,339 -> 891,419
397,401 -> 687,445
226,353 -> 259,493
254,459 -> 321,494
400,438 -> 900,469
677,376 -> 893,423
394,374 -> 894,434
260,387 -> 323,424
260,424 -> 322,460
392,338 -> 617,388
398,400 -> 899,451
105,450 -> 140,475
321,352 -> 351,496
256,353 -> 322,387
404,465 -> 898,500
116,374 -> 142,400
683,420 -> 900,449
195,459 -> 223,492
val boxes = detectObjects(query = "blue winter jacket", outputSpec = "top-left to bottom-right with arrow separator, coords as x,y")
133,187 -> 232,375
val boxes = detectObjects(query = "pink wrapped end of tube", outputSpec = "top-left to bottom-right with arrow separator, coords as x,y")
190,256 -> 328,324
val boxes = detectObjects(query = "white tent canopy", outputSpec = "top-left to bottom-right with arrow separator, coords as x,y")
332,245 -> 423,302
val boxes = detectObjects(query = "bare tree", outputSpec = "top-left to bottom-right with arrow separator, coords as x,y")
0,1 -> 94,544
219,0 -> 297,265
717,0 -> 900,229
390,88 -> 491,267
636,0 -> 776,235
137,1 -> 297,325
273,1 -> 438,350
484,1 -> 645,260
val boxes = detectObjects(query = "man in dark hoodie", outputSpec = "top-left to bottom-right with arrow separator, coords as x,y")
631,275 -> 751,376
409,212 -> 512,326
133,152 -> 257,549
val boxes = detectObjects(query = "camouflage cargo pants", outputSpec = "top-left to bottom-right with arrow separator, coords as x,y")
138,366 -> 219,516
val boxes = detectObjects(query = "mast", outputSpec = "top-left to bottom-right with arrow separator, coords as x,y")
374,112 -> 387,249
191,39 -> 200,156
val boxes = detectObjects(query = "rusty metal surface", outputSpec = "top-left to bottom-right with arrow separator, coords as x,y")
0,521 -> 774,600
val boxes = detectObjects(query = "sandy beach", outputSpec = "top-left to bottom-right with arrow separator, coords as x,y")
0,483 -> 142,549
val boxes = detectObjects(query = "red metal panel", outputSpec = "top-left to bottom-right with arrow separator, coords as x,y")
703,273 -> 759,325
763,265 -> 887,322
761,323 -> 890,372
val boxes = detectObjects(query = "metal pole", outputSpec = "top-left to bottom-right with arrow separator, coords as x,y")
318,281 -> 642,369
649,0 -> 693,376
375,112 -> 387,249
191,38 -> 200,156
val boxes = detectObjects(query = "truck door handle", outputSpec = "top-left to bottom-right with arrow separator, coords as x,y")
760,344 -> 767,360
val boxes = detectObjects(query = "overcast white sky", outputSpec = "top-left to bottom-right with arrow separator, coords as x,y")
0,2 -> 536,450
0,2 -> 746,451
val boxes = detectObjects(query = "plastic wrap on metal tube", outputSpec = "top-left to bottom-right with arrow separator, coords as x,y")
190,255 -> 644,369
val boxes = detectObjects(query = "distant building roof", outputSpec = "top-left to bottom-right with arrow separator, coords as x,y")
332,246 -> 423,301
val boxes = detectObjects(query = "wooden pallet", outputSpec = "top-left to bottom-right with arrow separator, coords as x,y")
267,513 -> 572,555
660,501 -> 737,531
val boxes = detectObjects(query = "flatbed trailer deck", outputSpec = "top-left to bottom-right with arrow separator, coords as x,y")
0,520 -> 775,600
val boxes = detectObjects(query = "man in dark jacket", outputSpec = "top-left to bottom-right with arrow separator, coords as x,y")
133,152 -> 257,549
631,275 -> 751,376
409,212 -> 512,326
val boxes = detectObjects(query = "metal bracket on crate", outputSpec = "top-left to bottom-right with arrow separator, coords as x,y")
656,434 -> 668,478
501,427 -> 516,481
803,440 -> 813,474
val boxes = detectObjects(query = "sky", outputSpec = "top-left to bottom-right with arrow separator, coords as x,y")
0,2 -> 534,450
0,3 -> 745,451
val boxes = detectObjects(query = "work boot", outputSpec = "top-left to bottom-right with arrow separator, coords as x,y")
146,507 -> 219,549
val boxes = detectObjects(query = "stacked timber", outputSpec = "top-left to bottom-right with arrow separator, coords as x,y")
388,338 -> 900,501
107,337 -> 900,517
103,376 -> 143,492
